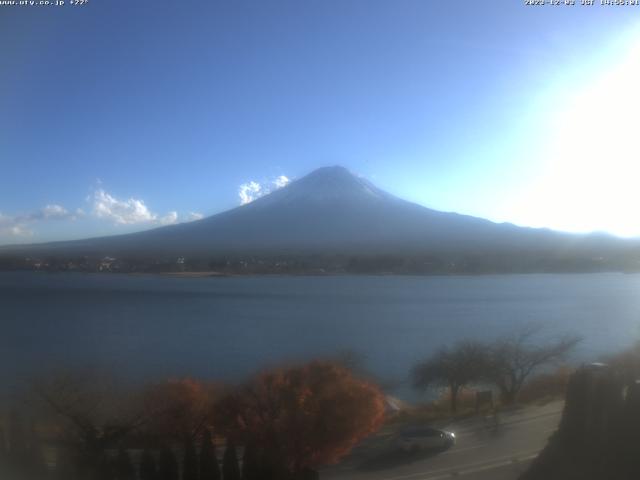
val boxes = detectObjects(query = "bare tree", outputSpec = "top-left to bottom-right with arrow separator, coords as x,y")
412,341 -> 486,413
485,325 -> 581,404
605,340 -> 640,383
33,372 -> 147,480
141,378 -> 218,442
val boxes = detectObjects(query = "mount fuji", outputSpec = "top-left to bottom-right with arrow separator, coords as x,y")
0,166 -> 633,270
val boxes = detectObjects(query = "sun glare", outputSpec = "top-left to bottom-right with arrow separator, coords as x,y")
515,35 -> 640,237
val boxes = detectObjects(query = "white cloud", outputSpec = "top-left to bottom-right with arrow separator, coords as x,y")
0,189 -> 200,241
41,204 -> 69,219
187,212 -> 204,221
238,181 -> 262,205
10,225 -> 32,236
273,175 -> 290,189
21,204 -> 77,222
0,204 -> 76,238
91,189 -> 192,227
92,189 -> 158,225
159,211 -> 178,226
1,187 -> 205,241
238,175 -> 291,205
5,224 -> 32,237
0,213 -> 26,237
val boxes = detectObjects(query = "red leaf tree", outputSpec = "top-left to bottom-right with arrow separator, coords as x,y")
142,378 -> 217,443
217,361 -> 385,477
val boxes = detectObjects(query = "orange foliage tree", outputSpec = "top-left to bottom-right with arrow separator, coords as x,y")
217,361 -> 386,477
142,378 -> 217,443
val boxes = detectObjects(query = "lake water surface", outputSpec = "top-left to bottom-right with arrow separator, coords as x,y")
1,272 -> 640,397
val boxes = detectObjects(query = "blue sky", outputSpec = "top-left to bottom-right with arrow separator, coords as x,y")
2,0 -> 640,244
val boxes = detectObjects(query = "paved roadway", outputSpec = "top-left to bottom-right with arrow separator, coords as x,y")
321,401 -> 563,480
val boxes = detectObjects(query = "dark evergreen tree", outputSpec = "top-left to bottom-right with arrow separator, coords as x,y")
260,438 -> 289,480
139,449 -> 158,480
8,410 -> 27,458
0,428 -> 7,466
199,430 -> 220,480
222,441 -> 240,480
0,428 -> 10,480
620,381 -> 640,478
158,447 -> 179,480
26,419 -> 47,479
183,436 -> 198,480
114,447 -> 136,480
295,468 -> 319,480
4,413 -> 50,480
240,441 -> 260,480
55,448 -> 78,480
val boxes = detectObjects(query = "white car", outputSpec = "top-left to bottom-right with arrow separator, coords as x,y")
396,426 -> 456,452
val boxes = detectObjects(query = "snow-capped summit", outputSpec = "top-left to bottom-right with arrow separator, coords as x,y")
245,166 -> 390,210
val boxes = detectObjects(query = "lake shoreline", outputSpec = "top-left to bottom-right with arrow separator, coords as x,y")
0,269 -> 636,279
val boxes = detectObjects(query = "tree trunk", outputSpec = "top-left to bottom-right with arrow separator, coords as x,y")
500,387 -> 517,405
450,385 -> 460,413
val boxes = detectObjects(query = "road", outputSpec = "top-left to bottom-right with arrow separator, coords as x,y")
321,401 -> 563,480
